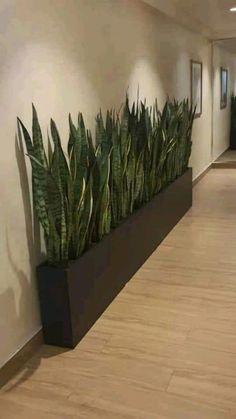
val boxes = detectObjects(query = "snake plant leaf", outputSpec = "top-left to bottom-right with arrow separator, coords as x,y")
70,177 -> 86,256
32,104 -> 47,168
87,129 -> 96,169
27,153 -> 66,261
47,211 -> 60,265
134,150 -> 144,203
111,127 -> 122,222
64,174 -> 74,258
95,110 -> 106,150
78,113 -> 88,172
120,98 -> 129,158
50,118 -> 70,195
49,138 -> 68,262
68,114 -> 87,206
68,114 -> 81,182
47,130 -> 53,167
68,114 -> 76,157
18,119 -> 49,238
17,118 -> 34,156
126,149 -> 135,213
88,156 -> 101,243
96,148 -> 112,239
76,174 -> 93,256
27,153 -> 45,168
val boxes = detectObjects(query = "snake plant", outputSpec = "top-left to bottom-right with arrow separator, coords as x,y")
18,97 -> 195,266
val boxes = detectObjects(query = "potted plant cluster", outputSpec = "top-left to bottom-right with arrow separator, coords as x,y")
18,96 -> 195,348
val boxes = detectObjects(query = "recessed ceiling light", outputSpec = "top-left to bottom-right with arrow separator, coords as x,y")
230,7 -> 236,11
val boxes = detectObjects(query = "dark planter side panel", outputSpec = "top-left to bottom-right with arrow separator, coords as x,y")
37,267 -> 72,347
37,168 -> 192,348
126,168 -> 192,272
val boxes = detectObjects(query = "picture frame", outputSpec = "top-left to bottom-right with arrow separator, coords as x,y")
220,67 -> 228,109
190,60 -> 202,118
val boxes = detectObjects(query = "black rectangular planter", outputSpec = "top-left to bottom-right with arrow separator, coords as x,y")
37,168 -> 192,348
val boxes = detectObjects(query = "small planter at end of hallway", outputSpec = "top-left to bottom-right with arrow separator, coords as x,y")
37,168 -> 192,349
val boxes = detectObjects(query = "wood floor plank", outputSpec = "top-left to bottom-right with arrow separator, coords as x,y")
103,297 -> 236,335
69,383 -> 230,419
0,387 -> 134,419
102,333 -> 236,377
0,400 -> 70,419
187,328 -> 236,354
167,371 -> 236,413
20,351 -> 173,394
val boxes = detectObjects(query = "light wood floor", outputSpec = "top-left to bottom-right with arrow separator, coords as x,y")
1,169 -> 236,418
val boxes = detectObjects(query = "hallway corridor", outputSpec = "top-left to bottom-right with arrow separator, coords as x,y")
1,169 -> 236,418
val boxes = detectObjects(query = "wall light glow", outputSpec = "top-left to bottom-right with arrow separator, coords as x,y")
230,7 -> 236,12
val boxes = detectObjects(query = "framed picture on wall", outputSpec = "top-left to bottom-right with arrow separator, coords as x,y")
190,60 -> 202,118
220,67 -> 228,109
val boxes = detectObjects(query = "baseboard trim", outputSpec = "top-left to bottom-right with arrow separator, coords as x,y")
193,164 -> 212,187
212,161 -> 236,168
0,329 -> 43,389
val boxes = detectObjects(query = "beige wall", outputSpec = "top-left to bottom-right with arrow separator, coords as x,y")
213,44 -> 236,160
0,0 -> 219,367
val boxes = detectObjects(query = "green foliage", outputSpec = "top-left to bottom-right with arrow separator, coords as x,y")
18,97 -> 195,266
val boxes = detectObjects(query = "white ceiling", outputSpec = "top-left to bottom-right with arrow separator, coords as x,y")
143,0 -> 236,40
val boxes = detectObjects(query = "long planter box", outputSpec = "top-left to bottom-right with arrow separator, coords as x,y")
37,168 -> 192,348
